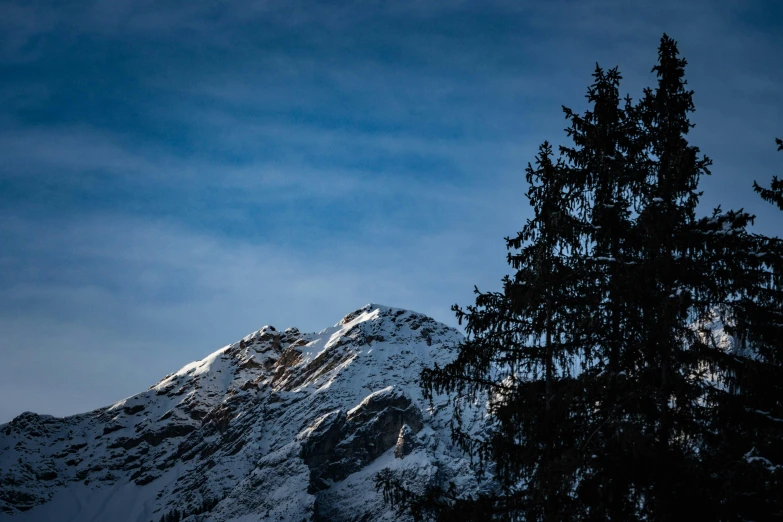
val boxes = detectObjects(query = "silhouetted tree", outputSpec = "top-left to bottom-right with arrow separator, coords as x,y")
379,35 -> 783,521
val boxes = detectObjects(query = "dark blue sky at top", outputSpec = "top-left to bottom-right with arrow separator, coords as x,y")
1,0 -> 781,422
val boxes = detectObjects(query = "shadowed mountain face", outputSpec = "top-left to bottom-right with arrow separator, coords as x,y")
0,305 -> 486,522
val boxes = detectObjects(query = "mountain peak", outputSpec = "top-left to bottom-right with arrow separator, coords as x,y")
0,305 -> 479,522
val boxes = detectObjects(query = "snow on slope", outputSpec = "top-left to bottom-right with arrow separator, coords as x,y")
0,305 -> 487,522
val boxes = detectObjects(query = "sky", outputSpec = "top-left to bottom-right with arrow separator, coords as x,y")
1,0 -> 781,423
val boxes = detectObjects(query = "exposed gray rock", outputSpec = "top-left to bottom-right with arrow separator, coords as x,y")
395,424 -> 416,459
301,387 -> 423,491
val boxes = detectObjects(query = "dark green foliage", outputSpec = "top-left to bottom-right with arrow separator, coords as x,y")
378,35 -> 783,521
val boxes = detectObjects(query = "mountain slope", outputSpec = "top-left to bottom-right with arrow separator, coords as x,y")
0,305 -> 486,522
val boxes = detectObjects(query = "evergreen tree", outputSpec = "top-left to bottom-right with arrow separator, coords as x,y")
418,140 -> 589,521
379,35 -> 783,521
558,65 -> 646,520
700,137 -> 783,517
616,33 -> 716,519
624,37 -> 782,520
409,66 -> 635,522
496,140 -> 589,520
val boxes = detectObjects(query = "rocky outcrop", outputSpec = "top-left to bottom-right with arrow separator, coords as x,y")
301,387 -> 423,491
395,424 -> 417,459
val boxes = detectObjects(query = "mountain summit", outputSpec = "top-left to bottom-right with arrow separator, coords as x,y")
0,305 -> 483,521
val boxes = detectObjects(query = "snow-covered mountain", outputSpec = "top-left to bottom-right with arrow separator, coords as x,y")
0,305 -> 486,522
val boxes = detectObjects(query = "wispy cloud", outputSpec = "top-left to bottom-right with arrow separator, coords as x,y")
0,212 -> 508,421
1,0 -> 781,422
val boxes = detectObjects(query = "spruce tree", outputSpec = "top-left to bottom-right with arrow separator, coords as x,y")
418,140 -> 588,521
623,37 -> 781,520
379,36 -> 783,522
700,137 -> 783,518
617,33 -> 716,519
559,65 -> 646,520
414,66 -> 637,521
497,140 -> 590,520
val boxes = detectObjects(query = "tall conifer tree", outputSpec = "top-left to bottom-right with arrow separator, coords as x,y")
413,66 -> 635,522
620,34 -> 716,519
379,36 -> 783,522
698,137 -> 783,517
559,65 -> 646,520
415,140 -> 589,521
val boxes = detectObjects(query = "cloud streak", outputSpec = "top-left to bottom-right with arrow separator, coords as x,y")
0,212 -> 507,422
0,0 -> 781,422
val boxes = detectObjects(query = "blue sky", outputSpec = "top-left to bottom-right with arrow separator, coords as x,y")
1,0 -> 781,423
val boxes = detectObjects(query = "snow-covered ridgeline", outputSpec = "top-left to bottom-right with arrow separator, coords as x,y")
0,304 -> 486,522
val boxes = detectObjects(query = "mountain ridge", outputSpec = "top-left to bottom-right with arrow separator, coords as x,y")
0,304 -> 485,522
